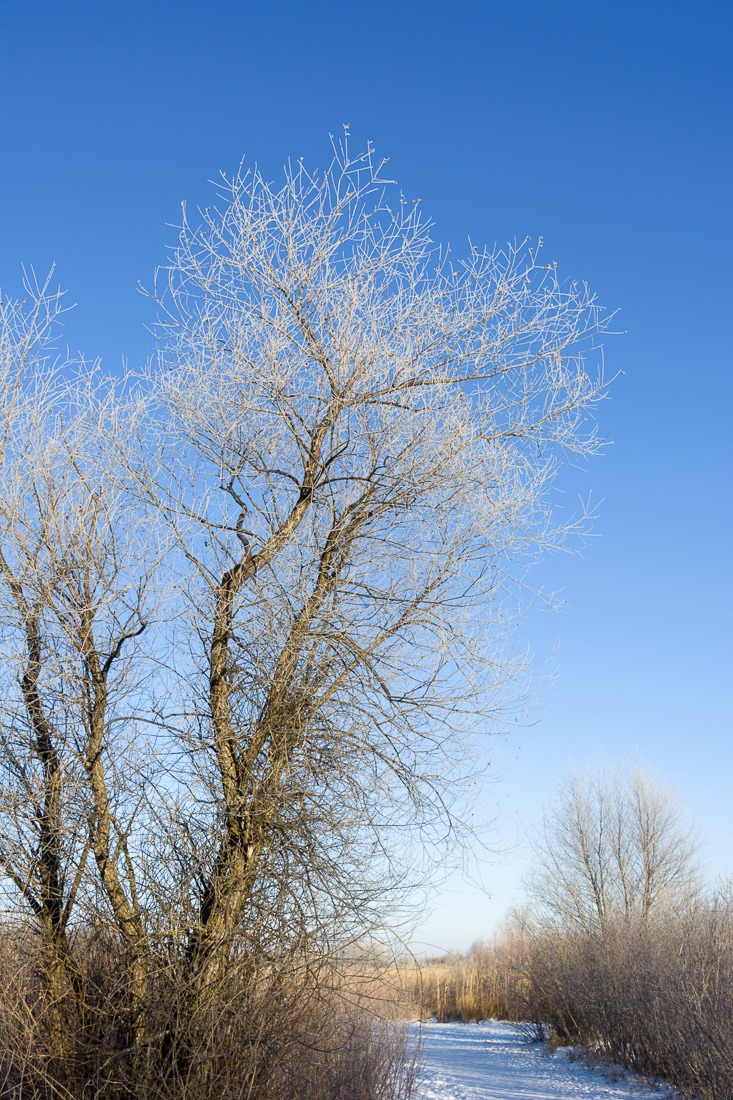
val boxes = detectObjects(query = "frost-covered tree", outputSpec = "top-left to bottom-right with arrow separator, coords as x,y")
0,135 -> 609,1087
529,765 -> 701,931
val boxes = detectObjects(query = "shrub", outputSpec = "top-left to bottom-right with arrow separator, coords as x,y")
0,923 -> 418,1100
518,895 -> 733,1100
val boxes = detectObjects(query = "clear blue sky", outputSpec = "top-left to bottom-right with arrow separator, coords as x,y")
1,0 -> 730,950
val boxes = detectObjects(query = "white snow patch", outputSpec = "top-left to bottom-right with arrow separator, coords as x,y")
413,1020 -> 679,1100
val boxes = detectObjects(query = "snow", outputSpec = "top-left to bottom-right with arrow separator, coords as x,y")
413,1020 -> 678,1100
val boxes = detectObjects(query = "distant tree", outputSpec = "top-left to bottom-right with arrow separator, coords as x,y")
528,765 -> 701,931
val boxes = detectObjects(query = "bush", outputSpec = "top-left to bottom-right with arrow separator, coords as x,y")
0,923 -> 418,1100
518,894 -> 733,1099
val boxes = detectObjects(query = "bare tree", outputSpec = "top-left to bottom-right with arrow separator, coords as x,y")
528,764 -> 701,931
0,275 -> 85,1066
137,132 -> 609,1002
0,297 -> 157,1065
0,134 -> 611,1092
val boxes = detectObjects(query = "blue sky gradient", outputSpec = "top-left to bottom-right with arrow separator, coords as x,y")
1,0 -> 730,948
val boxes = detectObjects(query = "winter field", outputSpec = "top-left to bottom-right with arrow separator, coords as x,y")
414,1021 -> 679,1100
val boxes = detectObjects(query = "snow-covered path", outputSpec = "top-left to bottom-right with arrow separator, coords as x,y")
414,1021 -> 677,1100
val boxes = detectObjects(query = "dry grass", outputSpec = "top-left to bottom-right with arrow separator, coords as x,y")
393,941 -> 525,1023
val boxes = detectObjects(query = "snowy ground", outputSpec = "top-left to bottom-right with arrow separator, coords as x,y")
413,1020 -> 678,1100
